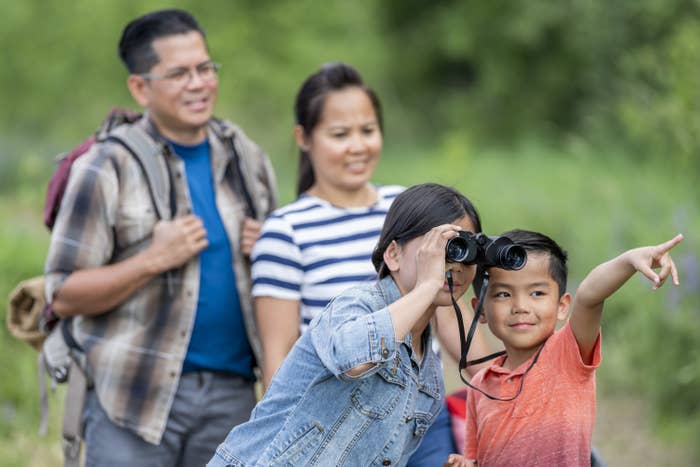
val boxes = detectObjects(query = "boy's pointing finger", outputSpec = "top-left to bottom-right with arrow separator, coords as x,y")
656,234 -> 684,254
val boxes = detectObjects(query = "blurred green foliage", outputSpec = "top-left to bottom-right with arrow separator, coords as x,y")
1,1 -> 699,464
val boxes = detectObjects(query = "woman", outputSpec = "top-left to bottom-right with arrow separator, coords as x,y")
250,63 -> 489,465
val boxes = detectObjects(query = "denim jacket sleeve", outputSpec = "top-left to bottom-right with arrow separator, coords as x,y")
309,286 -> 397,380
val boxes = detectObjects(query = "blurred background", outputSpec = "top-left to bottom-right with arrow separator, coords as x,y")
1,1 -> 698,465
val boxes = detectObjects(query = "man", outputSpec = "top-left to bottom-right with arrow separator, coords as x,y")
44,9 -> 277,466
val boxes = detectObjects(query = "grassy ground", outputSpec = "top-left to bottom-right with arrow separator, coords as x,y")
1,142 -> 697,465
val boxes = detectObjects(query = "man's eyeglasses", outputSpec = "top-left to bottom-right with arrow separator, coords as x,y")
139,61 -> 221,87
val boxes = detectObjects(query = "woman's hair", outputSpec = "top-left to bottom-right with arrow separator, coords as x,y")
294,62 -> 383,196
372,183 -> 482,278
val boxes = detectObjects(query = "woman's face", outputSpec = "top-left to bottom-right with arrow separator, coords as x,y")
298,87 -> 382,195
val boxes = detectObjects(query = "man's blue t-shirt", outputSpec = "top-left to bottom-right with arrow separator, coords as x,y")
170,139 -> 254,379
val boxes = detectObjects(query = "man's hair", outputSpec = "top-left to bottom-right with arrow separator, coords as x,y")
118,9 -> 206,74
498,229 -> 569,297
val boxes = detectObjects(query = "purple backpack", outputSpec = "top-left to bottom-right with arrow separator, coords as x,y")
43,108 -> 144,230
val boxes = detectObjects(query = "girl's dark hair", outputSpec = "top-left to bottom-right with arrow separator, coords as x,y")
371,183 -> 482,278
118,9 -> 205,74
294,62 -> 383,196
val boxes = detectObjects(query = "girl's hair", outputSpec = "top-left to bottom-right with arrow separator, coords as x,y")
294,62 -> 383,196
372,183 -> 482,278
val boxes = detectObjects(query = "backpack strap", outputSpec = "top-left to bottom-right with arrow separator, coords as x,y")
210,118 -> 258,220
227,134 -> 258,220
61,359 -> 87,467
105,124 -> 176,221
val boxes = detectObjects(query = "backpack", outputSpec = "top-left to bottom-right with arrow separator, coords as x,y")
6,108 -> 174,467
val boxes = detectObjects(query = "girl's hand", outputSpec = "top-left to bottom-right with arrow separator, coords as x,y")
625,234 -> 683,290
414,224 -> 461,292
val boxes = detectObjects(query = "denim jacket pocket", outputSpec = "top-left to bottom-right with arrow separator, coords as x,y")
263,421 -> 325,466
350,359 -> 407,419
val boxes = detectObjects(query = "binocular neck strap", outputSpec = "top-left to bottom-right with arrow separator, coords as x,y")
445,271 -> 505,371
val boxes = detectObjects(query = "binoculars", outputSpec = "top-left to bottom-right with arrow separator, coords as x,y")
445,232 -> 527,270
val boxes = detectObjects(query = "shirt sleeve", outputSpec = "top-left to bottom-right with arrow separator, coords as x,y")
557,320 -> 602,381
309,290 -> 397,380
44,148 -> 118,302
251,214 -> 303,301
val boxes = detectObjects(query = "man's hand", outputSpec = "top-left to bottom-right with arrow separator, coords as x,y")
241,217 -> 262,256
146,215 -> 208,273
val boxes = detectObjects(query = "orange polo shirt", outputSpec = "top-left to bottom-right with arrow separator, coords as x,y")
465,321 -> 601,466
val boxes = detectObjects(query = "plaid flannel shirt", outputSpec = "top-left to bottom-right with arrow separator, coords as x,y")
44,116 -> 277,444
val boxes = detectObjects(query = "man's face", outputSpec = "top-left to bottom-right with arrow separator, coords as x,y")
477,253 -> 570,367
131,31 -> 218,144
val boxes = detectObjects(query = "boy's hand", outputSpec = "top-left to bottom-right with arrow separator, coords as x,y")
444,453 -> 476,466
626,233 -> 683,290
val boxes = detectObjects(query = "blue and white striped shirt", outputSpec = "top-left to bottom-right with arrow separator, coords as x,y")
251,185 -> 404,332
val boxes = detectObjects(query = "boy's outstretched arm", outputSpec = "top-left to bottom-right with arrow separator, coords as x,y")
570,234 -> 683,363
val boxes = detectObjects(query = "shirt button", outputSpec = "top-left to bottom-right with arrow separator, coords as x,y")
382,460 -> 391,466
170,371 -> 177,378
406,415 -> 414,422
382,348 -> 390,358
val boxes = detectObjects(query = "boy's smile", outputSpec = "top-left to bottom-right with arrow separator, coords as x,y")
477,252 -> 571,369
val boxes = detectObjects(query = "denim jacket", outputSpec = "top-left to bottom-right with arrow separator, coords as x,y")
208,275 -> 444,467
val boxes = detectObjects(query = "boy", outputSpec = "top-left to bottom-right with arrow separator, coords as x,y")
445,229 -> 682,466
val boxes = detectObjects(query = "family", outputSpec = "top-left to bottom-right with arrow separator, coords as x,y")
44,8 -> 682,467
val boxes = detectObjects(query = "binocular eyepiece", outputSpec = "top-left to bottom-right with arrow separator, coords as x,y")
446,232 -> 527,270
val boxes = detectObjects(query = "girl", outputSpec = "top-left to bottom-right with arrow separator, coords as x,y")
208,183 -> 482,466
251,62 -> 488,465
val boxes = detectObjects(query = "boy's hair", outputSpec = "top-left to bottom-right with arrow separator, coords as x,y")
371,183 -> 482,278
492,229 -> 569,297
118,9 -> 206,74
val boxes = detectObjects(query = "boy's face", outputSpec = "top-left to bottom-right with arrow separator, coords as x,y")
475,252 -> 570,367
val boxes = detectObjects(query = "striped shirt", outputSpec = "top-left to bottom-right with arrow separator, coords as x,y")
251,185 -> 404,333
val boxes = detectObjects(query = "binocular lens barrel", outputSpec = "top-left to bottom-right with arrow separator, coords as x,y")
445,233 -> 527,270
